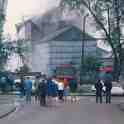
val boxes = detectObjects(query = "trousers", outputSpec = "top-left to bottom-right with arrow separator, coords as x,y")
106,91 -> 111,104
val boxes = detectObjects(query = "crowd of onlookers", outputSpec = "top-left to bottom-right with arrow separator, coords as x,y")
17,74 -> 79,106
0,71 -> 113,106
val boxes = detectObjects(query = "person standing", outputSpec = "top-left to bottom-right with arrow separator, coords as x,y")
104,71 -> 113,104
63,78 -> 69,102
34,75 -> 41,103
0,76 -> 7,93
7,74 -> 14,91
69,79 -> 78,103
38,78 -> 47,106
47,77 -> 53,106
95,79 -> 103,103
57,78 -> 64,101
19,76 -> 25,98
51,79 -> 58,101
24,77 -> 32,104
52,77 -> 59,102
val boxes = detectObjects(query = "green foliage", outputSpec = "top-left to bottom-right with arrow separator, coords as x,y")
16,39 -> 31,55
14,39 -> 31,65
120,48 -> 124,62
0,14 -> 5,40
82,56 -> 102,72
78,84 -> 93,93
80,56 -> 102,84
0,2 -> 31,71
60,0 -> 124,80
61,0 -> 123,32
0,5 -> 11,70
0,42 -> 12,69
61,0 -> 124,39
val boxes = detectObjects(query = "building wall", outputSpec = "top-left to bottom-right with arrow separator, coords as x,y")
17,21 -> 43,42
17,21 -> 32,41
31,23 -> 42,42
30,40 -> 97,75
49,40 -> 97,74
41,22 -> 59,38
31,43 -> 50,74
17,26 -> 26,40
25,22 -> 32,40
31,21 -> 68,43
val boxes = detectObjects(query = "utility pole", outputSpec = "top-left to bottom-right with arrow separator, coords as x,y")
80,14 -> 89,82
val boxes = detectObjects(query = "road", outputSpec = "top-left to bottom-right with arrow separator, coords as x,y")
0,96 -> 124,124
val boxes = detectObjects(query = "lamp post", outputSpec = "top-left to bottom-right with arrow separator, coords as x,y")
80,14 -> 89,82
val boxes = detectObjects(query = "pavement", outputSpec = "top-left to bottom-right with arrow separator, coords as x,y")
0,95 -> 124,123
118,103 -> 124,111
0,96 -> 124,124
0,104 -> 16,119
0,95 -> 16,119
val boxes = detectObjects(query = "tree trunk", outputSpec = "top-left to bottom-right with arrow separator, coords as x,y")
113,56 -> 120,81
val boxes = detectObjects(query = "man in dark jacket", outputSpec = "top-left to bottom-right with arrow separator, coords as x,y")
104,71 -> 113,104
38,79 -> 47,106
69,79 -> 78,102
19,77 -> 25,98
95,79 -> 103,103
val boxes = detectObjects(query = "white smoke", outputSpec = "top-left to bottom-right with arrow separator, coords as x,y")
4,0 -> 60,39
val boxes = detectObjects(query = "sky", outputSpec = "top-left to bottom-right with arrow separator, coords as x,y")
4,0 -> 60,39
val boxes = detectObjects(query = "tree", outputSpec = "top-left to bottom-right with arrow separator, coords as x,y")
16,64 -> 30,74
60,0 -> 124,81
83,56 -> 102,73
0,41 -> 14,70
9,39 -> 32,71
80,55 -> 102,84
15,39 -> 31,65
0,39 -> 31,72
0,1 -> 11,70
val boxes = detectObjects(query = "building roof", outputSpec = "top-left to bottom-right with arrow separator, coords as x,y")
39,25 -> 96,43
15,7 -> 96,43
15,20 -> 32,33
16,7 -> 63,33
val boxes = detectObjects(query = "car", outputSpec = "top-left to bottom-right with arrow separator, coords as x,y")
111,82 -> 124,95
91,85 -> 96,92
111,86 -> 124,95
14,79 -> 21,84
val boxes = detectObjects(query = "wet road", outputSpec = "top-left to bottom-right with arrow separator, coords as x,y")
0,96 -> 124,124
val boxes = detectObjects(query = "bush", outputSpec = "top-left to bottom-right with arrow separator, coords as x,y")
77,84 -> 93,93
80,73 -> 96,85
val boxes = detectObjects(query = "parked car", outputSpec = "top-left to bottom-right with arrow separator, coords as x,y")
111,86 -> 124,95
91,85 -> 96,92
